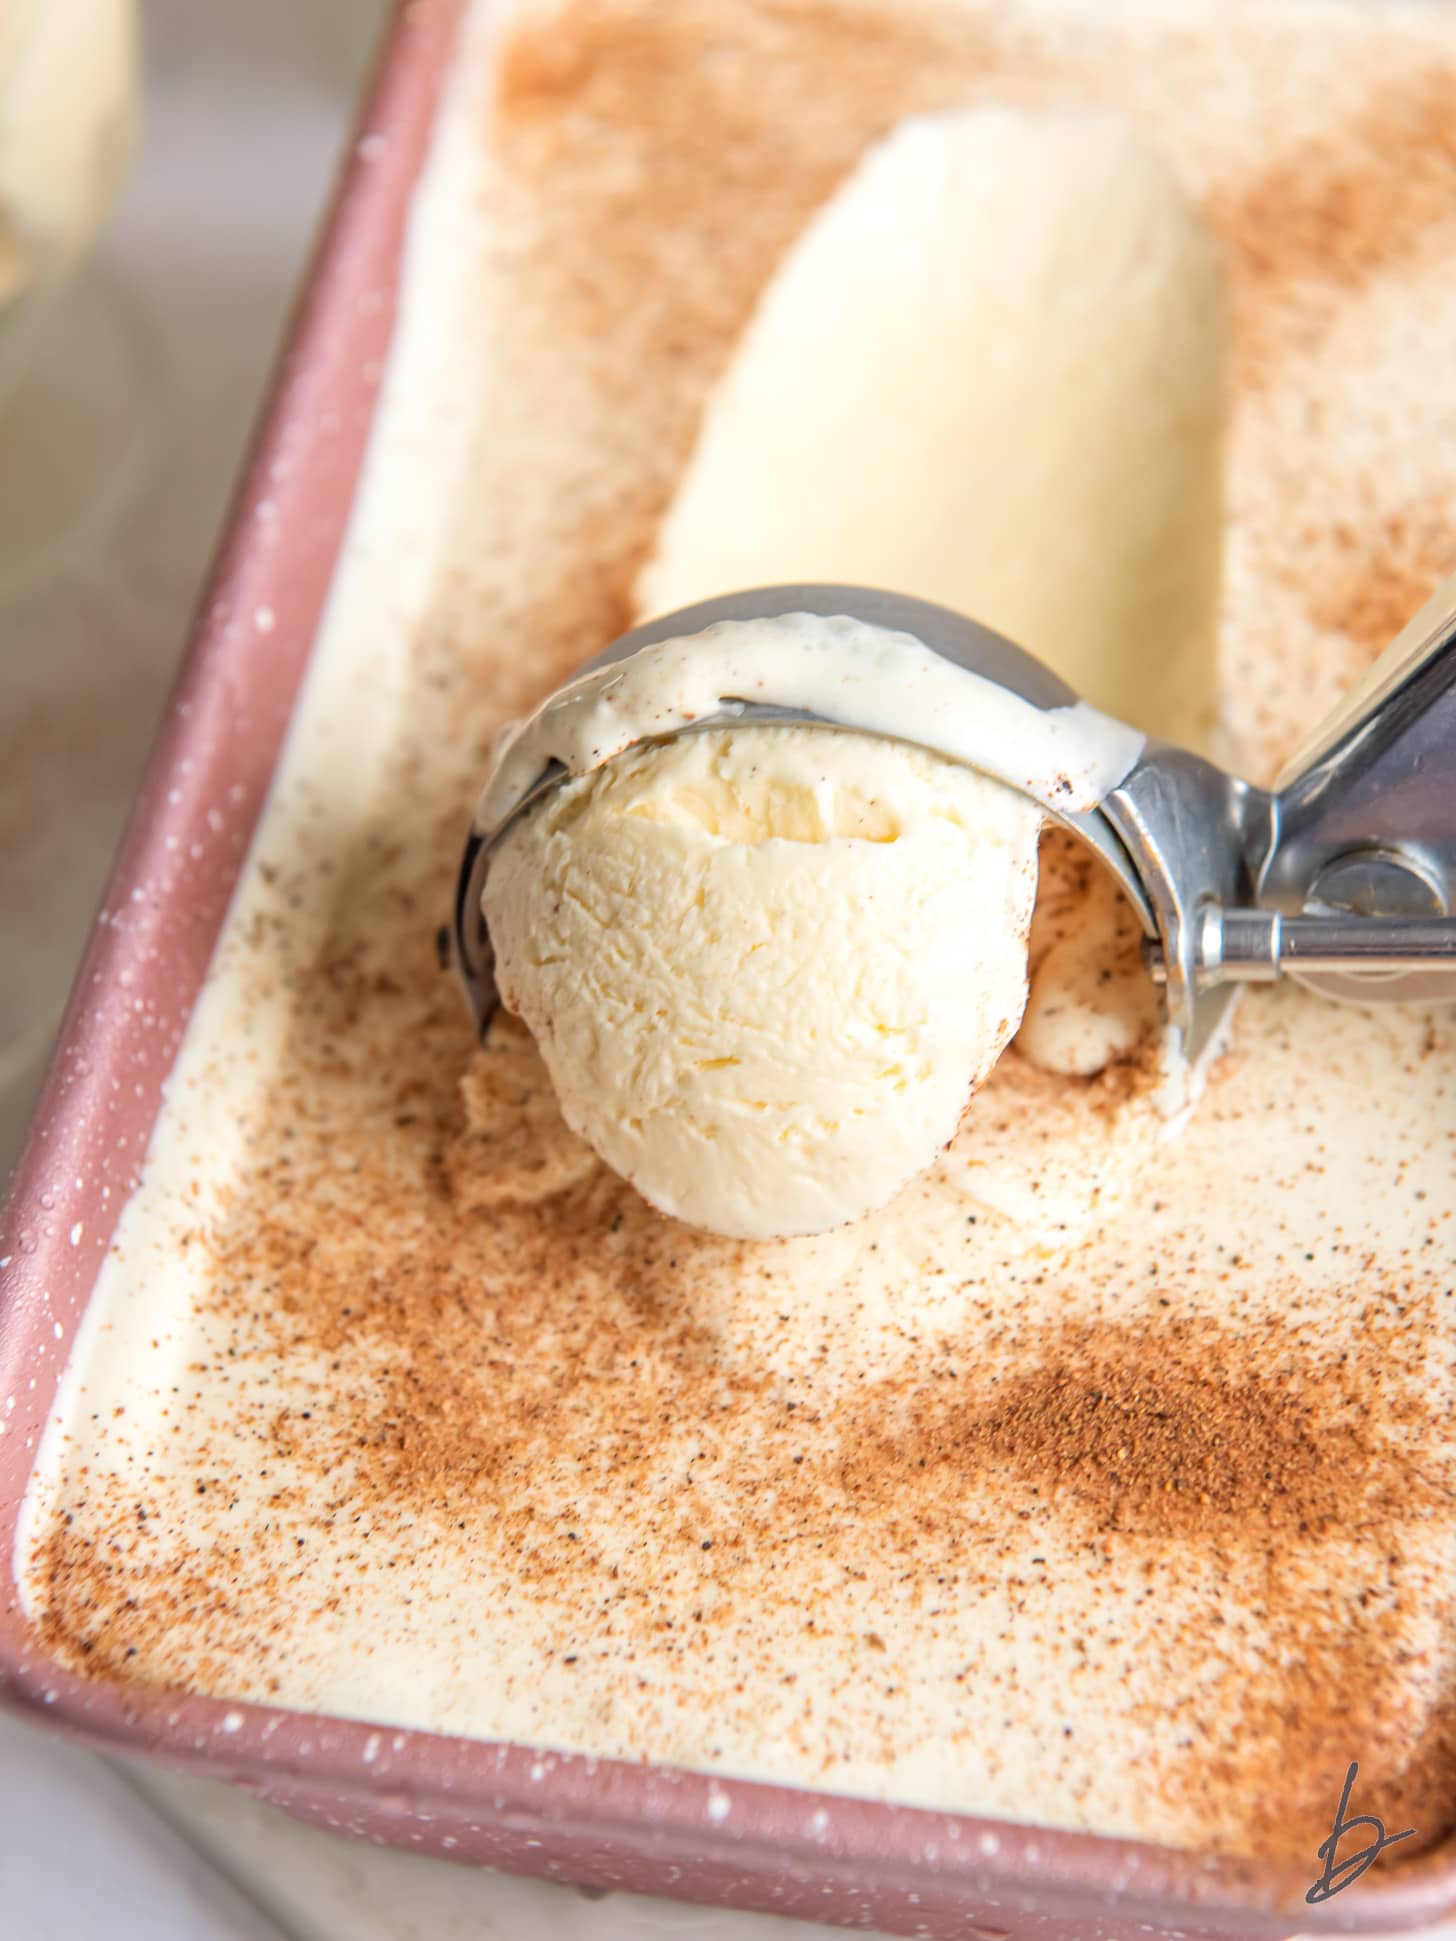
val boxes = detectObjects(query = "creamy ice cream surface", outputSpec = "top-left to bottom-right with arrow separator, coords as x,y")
485,720 -> 1041,1238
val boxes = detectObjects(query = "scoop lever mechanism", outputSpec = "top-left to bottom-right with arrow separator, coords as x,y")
1133,565 -> 1456,1046
1152,908 -> 1456,983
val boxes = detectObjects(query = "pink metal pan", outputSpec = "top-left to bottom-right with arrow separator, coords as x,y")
2,5 -> 1453,1934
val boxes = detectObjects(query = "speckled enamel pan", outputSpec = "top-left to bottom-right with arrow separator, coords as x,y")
1,4 -> 1453,1935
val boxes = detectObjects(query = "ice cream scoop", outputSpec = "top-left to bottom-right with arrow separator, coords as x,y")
447,93 -> 1456,1239
449,572 -> 1456,1107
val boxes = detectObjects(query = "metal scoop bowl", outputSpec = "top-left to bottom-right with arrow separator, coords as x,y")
446,576 -> 1456,1063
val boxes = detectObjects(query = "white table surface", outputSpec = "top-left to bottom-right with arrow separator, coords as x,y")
0,4 -> 1447,1939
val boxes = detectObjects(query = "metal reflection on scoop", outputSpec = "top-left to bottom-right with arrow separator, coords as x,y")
445,577 -> 1456,1064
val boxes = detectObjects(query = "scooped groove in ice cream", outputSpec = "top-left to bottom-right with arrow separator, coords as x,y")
485,723 -> 1042,1239
636,105 -> 1226,753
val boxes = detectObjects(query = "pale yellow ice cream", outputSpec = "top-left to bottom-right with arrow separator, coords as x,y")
485,723 -> 1041,1239
637,105 -> 1226,751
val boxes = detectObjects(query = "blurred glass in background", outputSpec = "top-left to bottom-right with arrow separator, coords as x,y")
0,0 -> 388,1169
0,0 -> 144,602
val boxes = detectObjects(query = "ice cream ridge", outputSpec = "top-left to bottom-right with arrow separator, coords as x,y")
479,105 -> 1226,1240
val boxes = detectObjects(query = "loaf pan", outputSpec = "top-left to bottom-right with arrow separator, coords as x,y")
2,4 -> 1453,1934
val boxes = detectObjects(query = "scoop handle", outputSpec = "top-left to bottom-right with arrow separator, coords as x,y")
1262,568 -> 1456,917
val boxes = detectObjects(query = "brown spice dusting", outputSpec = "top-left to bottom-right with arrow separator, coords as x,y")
1218,63 -> 1456,301
845,1313 -> 1442,1545
838,1310 -> 1456,1861
1307,509 -> 1456,657
1211,60 -> 1456,389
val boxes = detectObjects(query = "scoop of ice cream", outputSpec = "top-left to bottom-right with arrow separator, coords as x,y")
484,724 -> 1041,1239
0,0 -> 138,312
636,105 -> 1225,752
